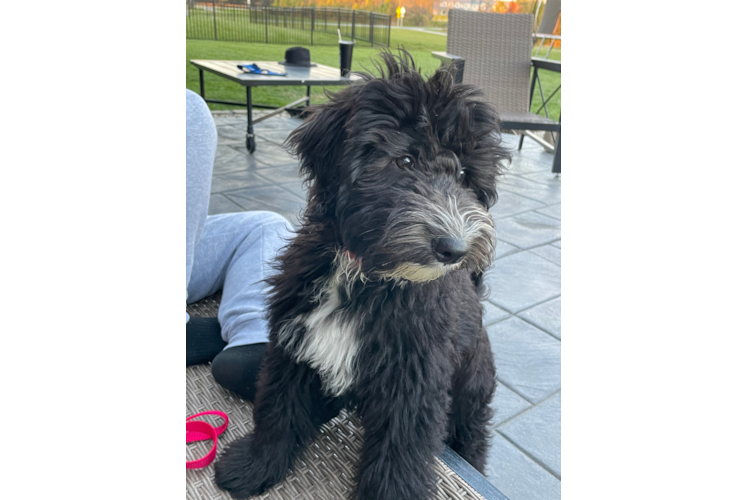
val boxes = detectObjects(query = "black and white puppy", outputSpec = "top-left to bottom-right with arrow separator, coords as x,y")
214,50 -> 511,500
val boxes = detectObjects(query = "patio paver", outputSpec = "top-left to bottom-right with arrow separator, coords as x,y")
224,185 -> 306,225
499,391 -> 561,477
494,239 -> 522,260
255,128 -> 295,145
210,169 -> 276,194
483,301 -> 512,326
206,110 -> 561,500
529,243 -> 561,265
517,297 -> 561,340
483,251 -> 561,314
208,194 -> 245,215
489,191 -> 546,220
485,432 -> 561,500
497,175 -> 561,205
251,143 -> 297,168
216,124 -> 249,143
535,202 -> 561,220
492,211 -> 561,249
212,144 -> 255,175
504,157 -> 553,175
486,316 -> 561,404
252,161 -> 308,184
490,381 -> 532,428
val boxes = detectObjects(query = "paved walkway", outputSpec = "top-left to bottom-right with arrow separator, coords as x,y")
208,110 -> 561,500
391,26 -> 447,36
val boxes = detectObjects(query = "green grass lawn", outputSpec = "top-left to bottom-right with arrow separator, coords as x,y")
186,28 -> 560,121
528,45 -> 560,120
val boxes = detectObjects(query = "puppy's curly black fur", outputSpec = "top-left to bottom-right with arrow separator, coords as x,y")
214,50 -> 511,500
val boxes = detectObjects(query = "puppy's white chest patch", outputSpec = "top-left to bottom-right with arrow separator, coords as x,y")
292,280 -> 359,396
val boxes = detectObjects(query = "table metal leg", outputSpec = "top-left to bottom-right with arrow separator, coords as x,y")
246,86 -> 256,154
199,70 -> 205,99
306,86 -> 311,107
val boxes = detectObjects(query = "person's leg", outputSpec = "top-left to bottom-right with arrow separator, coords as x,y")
185,89 -> 226,365
186,88 -> 216,301
187,317 -> 227,365
188,210 -> 293,401
187,210 -> 291,341
209,344 -> 267,402
184,88 -> 293,399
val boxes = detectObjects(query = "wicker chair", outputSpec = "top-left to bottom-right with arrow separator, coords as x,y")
433,10 -> 561,173
186,295 -> 509,500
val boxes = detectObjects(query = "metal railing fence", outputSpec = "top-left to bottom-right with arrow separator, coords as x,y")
186,3 -> 391,47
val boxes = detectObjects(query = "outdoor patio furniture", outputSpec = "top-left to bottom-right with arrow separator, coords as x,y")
186,294 -> 509,500
533,0 -> 561,59
190,59 -> 351,153
433,10 -> 561,173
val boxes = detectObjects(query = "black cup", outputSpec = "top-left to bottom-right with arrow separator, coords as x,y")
339,40 -> 354,77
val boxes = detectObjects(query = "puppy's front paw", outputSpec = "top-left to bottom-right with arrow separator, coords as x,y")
214,434 -> 290,499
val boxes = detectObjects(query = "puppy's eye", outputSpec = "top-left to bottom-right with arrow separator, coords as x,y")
396,155 -> 415,169
457,169 -> 466,182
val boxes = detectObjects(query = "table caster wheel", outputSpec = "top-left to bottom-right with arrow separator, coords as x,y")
246,134 -> 256,154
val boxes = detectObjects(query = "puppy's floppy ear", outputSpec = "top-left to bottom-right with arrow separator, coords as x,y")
467,130 -> 509,209
285,96 -> 352,192
461,97 -> 511,209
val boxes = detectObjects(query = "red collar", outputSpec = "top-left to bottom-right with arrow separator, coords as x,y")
343,249 -> 363,265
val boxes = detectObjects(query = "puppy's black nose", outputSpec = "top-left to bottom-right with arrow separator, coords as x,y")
433,237 -> 468,264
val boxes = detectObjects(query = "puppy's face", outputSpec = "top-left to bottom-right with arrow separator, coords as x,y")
287,52 -> 510,282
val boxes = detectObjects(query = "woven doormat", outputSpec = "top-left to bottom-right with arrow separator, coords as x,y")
186,366 -> 489,500
187,293 -> 489,500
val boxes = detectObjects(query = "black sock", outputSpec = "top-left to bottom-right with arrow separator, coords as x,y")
211,343 -> 267,403
186,317 -> 227,366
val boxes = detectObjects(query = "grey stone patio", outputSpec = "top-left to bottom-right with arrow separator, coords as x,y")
208,110 -> 561,500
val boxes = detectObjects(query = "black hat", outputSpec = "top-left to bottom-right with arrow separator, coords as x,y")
279,47 -> 316,67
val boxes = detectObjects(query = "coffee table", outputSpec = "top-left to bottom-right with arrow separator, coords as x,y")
190,59 -> 352,153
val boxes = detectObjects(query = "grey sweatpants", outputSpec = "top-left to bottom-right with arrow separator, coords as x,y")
186,89 -> 292,348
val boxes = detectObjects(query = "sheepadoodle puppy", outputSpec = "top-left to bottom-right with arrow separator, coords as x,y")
214,50 -> 511,500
